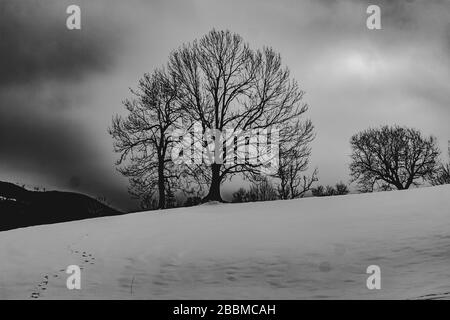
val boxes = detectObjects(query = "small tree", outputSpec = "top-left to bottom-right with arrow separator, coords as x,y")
350,125 -> 440,192
429,162 -> 450,186
109,70 -> 180,209
325,185 -> 336,196
274,126 -> 317,199
232,188 -> 248,203
247,177 -> 278,202
311,185 -> 325,197
184,196 -> 202,207
334,182 -> 349,195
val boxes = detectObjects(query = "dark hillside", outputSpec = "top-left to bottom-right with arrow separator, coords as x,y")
0,181 -> 123,231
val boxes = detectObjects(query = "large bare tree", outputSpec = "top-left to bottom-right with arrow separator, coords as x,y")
168,29 -> 312,202
350,125 -> 440,192
109,70 -> 180,209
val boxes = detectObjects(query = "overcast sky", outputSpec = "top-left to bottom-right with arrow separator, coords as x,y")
1,0 -> 449,211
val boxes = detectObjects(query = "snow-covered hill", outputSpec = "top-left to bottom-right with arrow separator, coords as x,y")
1,185 -> 450,299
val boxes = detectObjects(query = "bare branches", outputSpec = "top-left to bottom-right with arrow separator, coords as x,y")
167,29 -> 313,201
349,125 -> 440,191
109,70 -> 180,209
429,162 -> 450,186
109,29 -> 315,205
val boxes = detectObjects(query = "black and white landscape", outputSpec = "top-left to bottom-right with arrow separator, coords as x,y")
0,0 -> 450,300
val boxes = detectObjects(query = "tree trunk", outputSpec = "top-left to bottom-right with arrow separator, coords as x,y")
158,161 -> 166,209
202,163 -> 223,202
395,183 -> 404,190
404,177 -> 414,189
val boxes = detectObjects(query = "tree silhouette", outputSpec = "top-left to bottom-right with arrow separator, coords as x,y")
109,70 -> 180,209
168,29 -> 311,202
429,162 -> 450,186
350,125 -> 440,192
248,177 -> 278,202
334,182 -> 350,195
274,129 -> 317,199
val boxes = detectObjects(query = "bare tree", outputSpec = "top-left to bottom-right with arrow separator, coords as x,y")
334,182 -> 350,195
274,126 -> 317,199
311,185 -> 325,197
232,188 -> 248,203
245,177 -> 278,202
168,29 -> 312,202
429,162 -> 450,186
109,70 -> 180,209
350,125 -> 440,192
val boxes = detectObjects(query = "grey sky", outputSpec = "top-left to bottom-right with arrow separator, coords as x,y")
1,0 -> 449,211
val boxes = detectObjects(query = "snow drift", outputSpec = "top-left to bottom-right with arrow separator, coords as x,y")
1,185 -> 449,299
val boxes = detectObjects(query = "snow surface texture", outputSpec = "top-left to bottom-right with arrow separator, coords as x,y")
0,185 -> 449,300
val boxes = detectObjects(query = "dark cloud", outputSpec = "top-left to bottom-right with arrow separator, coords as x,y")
0,0 -> 122,86
68,176 -> 82,189
0,99 -> 135,210
0,0 -> 134,210
0,101 -> 89,172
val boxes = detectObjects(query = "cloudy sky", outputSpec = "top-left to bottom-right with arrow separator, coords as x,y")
1,0 -> 449,211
